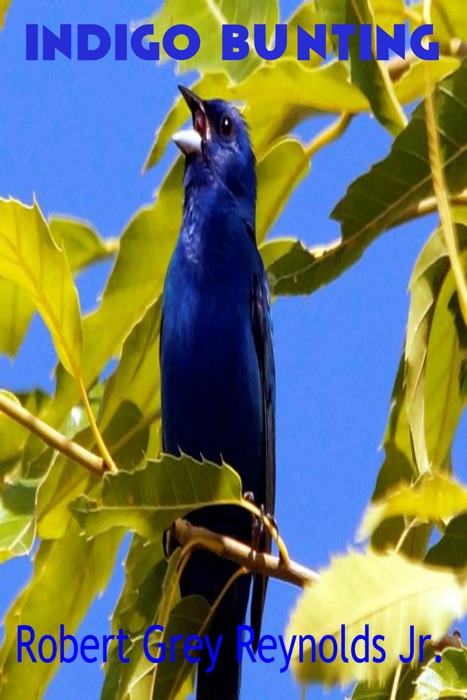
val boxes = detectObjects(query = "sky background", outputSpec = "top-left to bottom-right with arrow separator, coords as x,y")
0,1 -> 465,699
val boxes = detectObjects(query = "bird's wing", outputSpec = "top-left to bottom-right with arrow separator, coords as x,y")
250,267 -> 276,647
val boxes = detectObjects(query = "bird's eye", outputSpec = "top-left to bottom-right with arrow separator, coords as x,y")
220,115 -> 233,137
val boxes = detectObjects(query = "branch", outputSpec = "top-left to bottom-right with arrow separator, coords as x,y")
387,188 -> 467,230
0,391 -> 105,475
172,518 -> 319,588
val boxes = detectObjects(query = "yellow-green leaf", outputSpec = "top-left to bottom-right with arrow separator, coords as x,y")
257,138 -> 310,244
315,0 -> 406,135
0,0 -> 10,29
415,647 -> 467,699
139,0 -> 278,81
0,198 -> 83,377
358,475 -> 467,541
406,226 -> 467,472
286,551 -> 466,687
71,454 -> 242,540
0,526 -> 121,698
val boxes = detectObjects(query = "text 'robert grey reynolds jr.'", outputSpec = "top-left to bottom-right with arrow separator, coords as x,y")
26,23 -> 439,61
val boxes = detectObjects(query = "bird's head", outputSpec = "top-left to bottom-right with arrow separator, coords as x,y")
172,86 -> 256,229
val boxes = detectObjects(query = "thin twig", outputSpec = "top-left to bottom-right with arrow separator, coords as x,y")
388,189 -> 467,229
77,377 -> 118,473
0,391 -> 105,475
173,519 -> 319,588
305,112 -> 352,160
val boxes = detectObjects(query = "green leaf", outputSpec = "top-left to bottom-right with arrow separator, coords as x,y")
235,60 -> 368,159
425,513 -> 467,570
431,0 -> 467,43
270,63 -> 467,296
285,551 -> 466,687
393,57 -> 460,105
0,479 -> 38,562
0,0 -> 10,29
315,0 -> 406,135
151,596 -> 211,700
415,647 -> 467,699
37,401 -> 148,542
352,665 -> 421,700
0,198 -> 83,377
0,390 -> 49,466
406,225 -> 467,472
99,299 -> 162,436
0,526 -> 121,698
102,536 -> 167,700
0,216 -> 116,359
46,162 -> 182,432
358,475 -> 467,541
371,0 -> 405,34
282,1 -> 329,67
257,139 -> 310,244
49,216 -> 118,273
71,454 -> 242,540
143,61 -> 367,174
0,279 -> 35,357
140,0 -> 278,81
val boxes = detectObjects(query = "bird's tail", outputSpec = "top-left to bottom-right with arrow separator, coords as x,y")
195,605 -> 243,700
195,568 -> 251,700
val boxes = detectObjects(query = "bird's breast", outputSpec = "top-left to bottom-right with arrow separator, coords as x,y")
161,248 -> 263,493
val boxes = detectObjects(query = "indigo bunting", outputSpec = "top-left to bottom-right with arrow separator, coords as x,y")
160,86 -> 276,699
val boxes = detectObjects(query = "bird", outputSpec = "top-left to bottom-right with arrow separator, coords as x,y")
160,85 -> 276,699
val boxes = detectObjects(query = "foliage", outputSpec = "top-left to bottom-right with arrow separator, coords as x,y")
0,1 -> 466,698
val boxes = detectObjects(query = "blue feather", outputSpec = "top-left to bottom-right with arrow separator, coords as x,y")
161,88 -> 275,699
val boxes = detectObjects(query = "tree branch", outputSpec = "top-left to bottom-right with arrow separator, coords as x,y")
0,391 -> 105,475
388,189 -> 467,230
172,518 -> 319,588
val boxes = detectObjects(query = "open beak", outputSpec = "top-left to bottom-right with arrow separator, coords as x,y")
172,85 -> 209,157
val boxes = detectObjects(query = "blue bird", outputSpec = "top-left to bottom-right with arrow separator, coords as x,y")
160,86 -> 276,699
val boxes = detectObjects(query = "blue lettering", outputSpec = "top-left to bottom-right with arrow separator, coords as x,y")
81,634 -> 99,663
26,24 -> 39,60
359,24 -> 373,60
223,24 -> 249,60
115,24 -> 128,60
297,24 -> 327,60
331,24 -> 356,60
237,625 -> 256,662
183,635 -> 203,663
376,24 -> 405,59
116,628 -> 129,664
38,635 -> 57,663
351,624 -> 370,663
411,24 -> 438,59
163,24 -> 200,61
257,634 -> 277,663
319,634 -> 338,663
43,24 -> 72,60
143,625 -> 165,663
77,24 -> 111,61
254,24 -> 287,60
372,634 -> 386,662
59,625 -> 78,663
17,625 -> 36,662
299,634 -> 317,662
131,24 -> 160,60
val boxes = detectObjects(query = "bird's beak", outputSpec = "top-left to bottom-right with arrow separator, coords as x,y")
172,85 -> 210,157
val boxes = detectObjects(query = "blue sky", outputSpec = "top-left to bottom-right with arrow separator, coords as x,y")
1,1 -> 465,698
